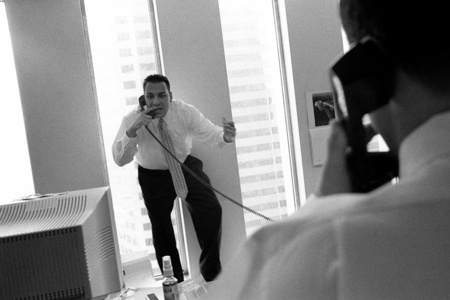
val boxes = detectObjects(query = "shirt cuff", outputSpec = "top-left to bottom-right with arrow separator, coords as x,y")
123,131 -> 138,146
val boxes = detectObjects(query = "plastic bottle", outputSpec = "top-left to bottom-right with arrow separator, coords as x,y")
162,256 -> 179,300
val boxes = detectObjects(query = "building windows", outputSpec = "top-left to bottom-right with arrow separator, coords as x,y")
115,15 -> 128,25
133,15 -> 149,24
219,0 -> 299,235
121,64 -> 134,73
139,63 -> 155,71
141,207 -> 148,216
231,97 -> 269,108
229,83 -> 267,94
117,32 -> 130,41
224,38 -> 261,48
225,53 -> 262,63
137,47 -> 153,56
143,223 -> 151,231
125,96 -> 138,106
119,48 -> 132,57
135,30 -> 151,39
228,68 -> 265,77
123,80 -> 136,89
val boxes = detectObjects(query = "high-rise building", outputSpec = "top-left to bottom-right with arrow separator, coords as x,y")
219,0 -> 291,234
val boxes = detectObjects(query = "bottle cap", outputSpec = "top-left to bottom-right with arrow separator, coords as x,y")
162,256 -> 174,276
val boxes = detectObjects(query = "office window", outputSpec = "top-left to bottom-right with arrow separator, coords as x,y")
218,0 -> 299,235
0,3 -> 34,204
84,0 -> 186,278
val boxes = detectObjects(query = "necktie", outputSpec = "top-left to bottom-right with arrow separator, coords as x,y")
158,118 -> 188,199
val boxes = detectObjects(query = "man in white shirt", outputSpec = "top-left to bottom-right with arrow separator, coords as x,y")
112,74 -> 236,282
206,0 -> 450,298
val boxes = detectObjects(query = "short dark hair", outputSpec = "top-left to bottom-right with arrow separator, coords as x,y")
339,0 -> 450,93
143,74 -> 171,92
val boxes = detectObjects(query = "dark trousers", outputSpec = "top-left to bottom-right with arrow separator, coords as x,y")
138,155 -> 222,283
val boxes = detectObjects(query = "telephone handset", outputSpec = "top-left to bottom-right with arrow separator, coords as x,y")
139,95 -> 157,118
329,38 -> 399,192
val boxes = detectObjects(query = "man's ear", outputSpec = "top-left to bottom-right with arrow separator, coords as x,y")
169,91 -> 173,102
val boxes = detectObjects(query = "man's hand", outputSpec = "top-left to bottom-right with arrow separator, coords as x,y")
222,117 -> 236,143
315,120 -> 352,196
126,107 -> 157,138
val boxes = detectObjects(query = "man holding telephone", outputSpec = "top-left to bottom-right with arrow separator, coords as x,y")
112,74 -> 236,283
207,0 -> 450,298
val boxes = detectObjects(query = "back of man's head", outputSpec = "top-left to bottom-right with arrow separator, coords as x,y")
339,0 -> 450,94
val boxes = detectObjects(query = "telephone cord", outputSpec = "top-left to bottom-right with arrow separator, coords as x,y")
144,126 -> 274,222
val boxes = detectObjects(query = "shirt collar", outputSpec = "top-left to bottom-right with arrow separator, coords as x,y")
399,111 -> 450,178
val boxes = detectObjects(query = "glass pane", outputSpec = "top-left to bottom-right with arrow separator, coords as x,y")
84,0 -> 186,277
0,3 -> 34,204
218,0 -> 298,236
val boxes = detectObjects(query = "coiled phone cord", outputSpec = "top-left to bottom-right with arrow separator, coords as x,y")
144,126 -> 274,222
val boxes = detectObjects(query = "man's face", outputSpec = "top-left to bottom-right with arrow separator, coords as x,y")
144,81 -> 172,119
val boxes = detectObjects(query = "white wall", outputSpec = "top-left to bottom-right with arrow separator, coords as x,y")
5,0 -> 108,194
5,0 -> 343,271
284,0 -> 343,196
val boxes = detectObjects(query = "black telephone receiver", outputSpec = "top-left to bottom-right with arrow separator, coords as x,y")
139,95 -> 146,111
329,38 -> 399,192
139,94 -> 157,118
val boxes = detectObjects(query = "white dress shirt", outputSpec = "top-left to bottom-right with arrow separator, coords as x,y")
206,111 -> 450,299
112,99 -> 227,169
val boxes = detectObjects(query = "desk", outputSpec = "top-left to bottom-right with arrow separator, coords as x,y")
107,253 -> 208,300
107,252 -> 164,300
109,274 -> 209,300
108,269 -> 164,300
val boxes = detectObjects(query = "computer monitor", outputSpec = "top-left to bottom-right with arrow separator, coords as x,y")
0,187 -> 123,300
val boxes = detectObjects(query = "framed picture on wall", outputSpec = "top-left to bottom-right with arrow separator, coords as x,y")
306,91 -> 336,128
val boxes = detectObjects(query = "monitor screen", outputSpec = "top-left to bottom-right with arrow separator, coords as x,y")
0,187 -> 123,300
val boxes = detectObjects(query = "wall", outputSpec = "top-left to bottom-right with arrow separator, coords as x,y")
5,0 -> 108,194
283,0 -> 343,196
